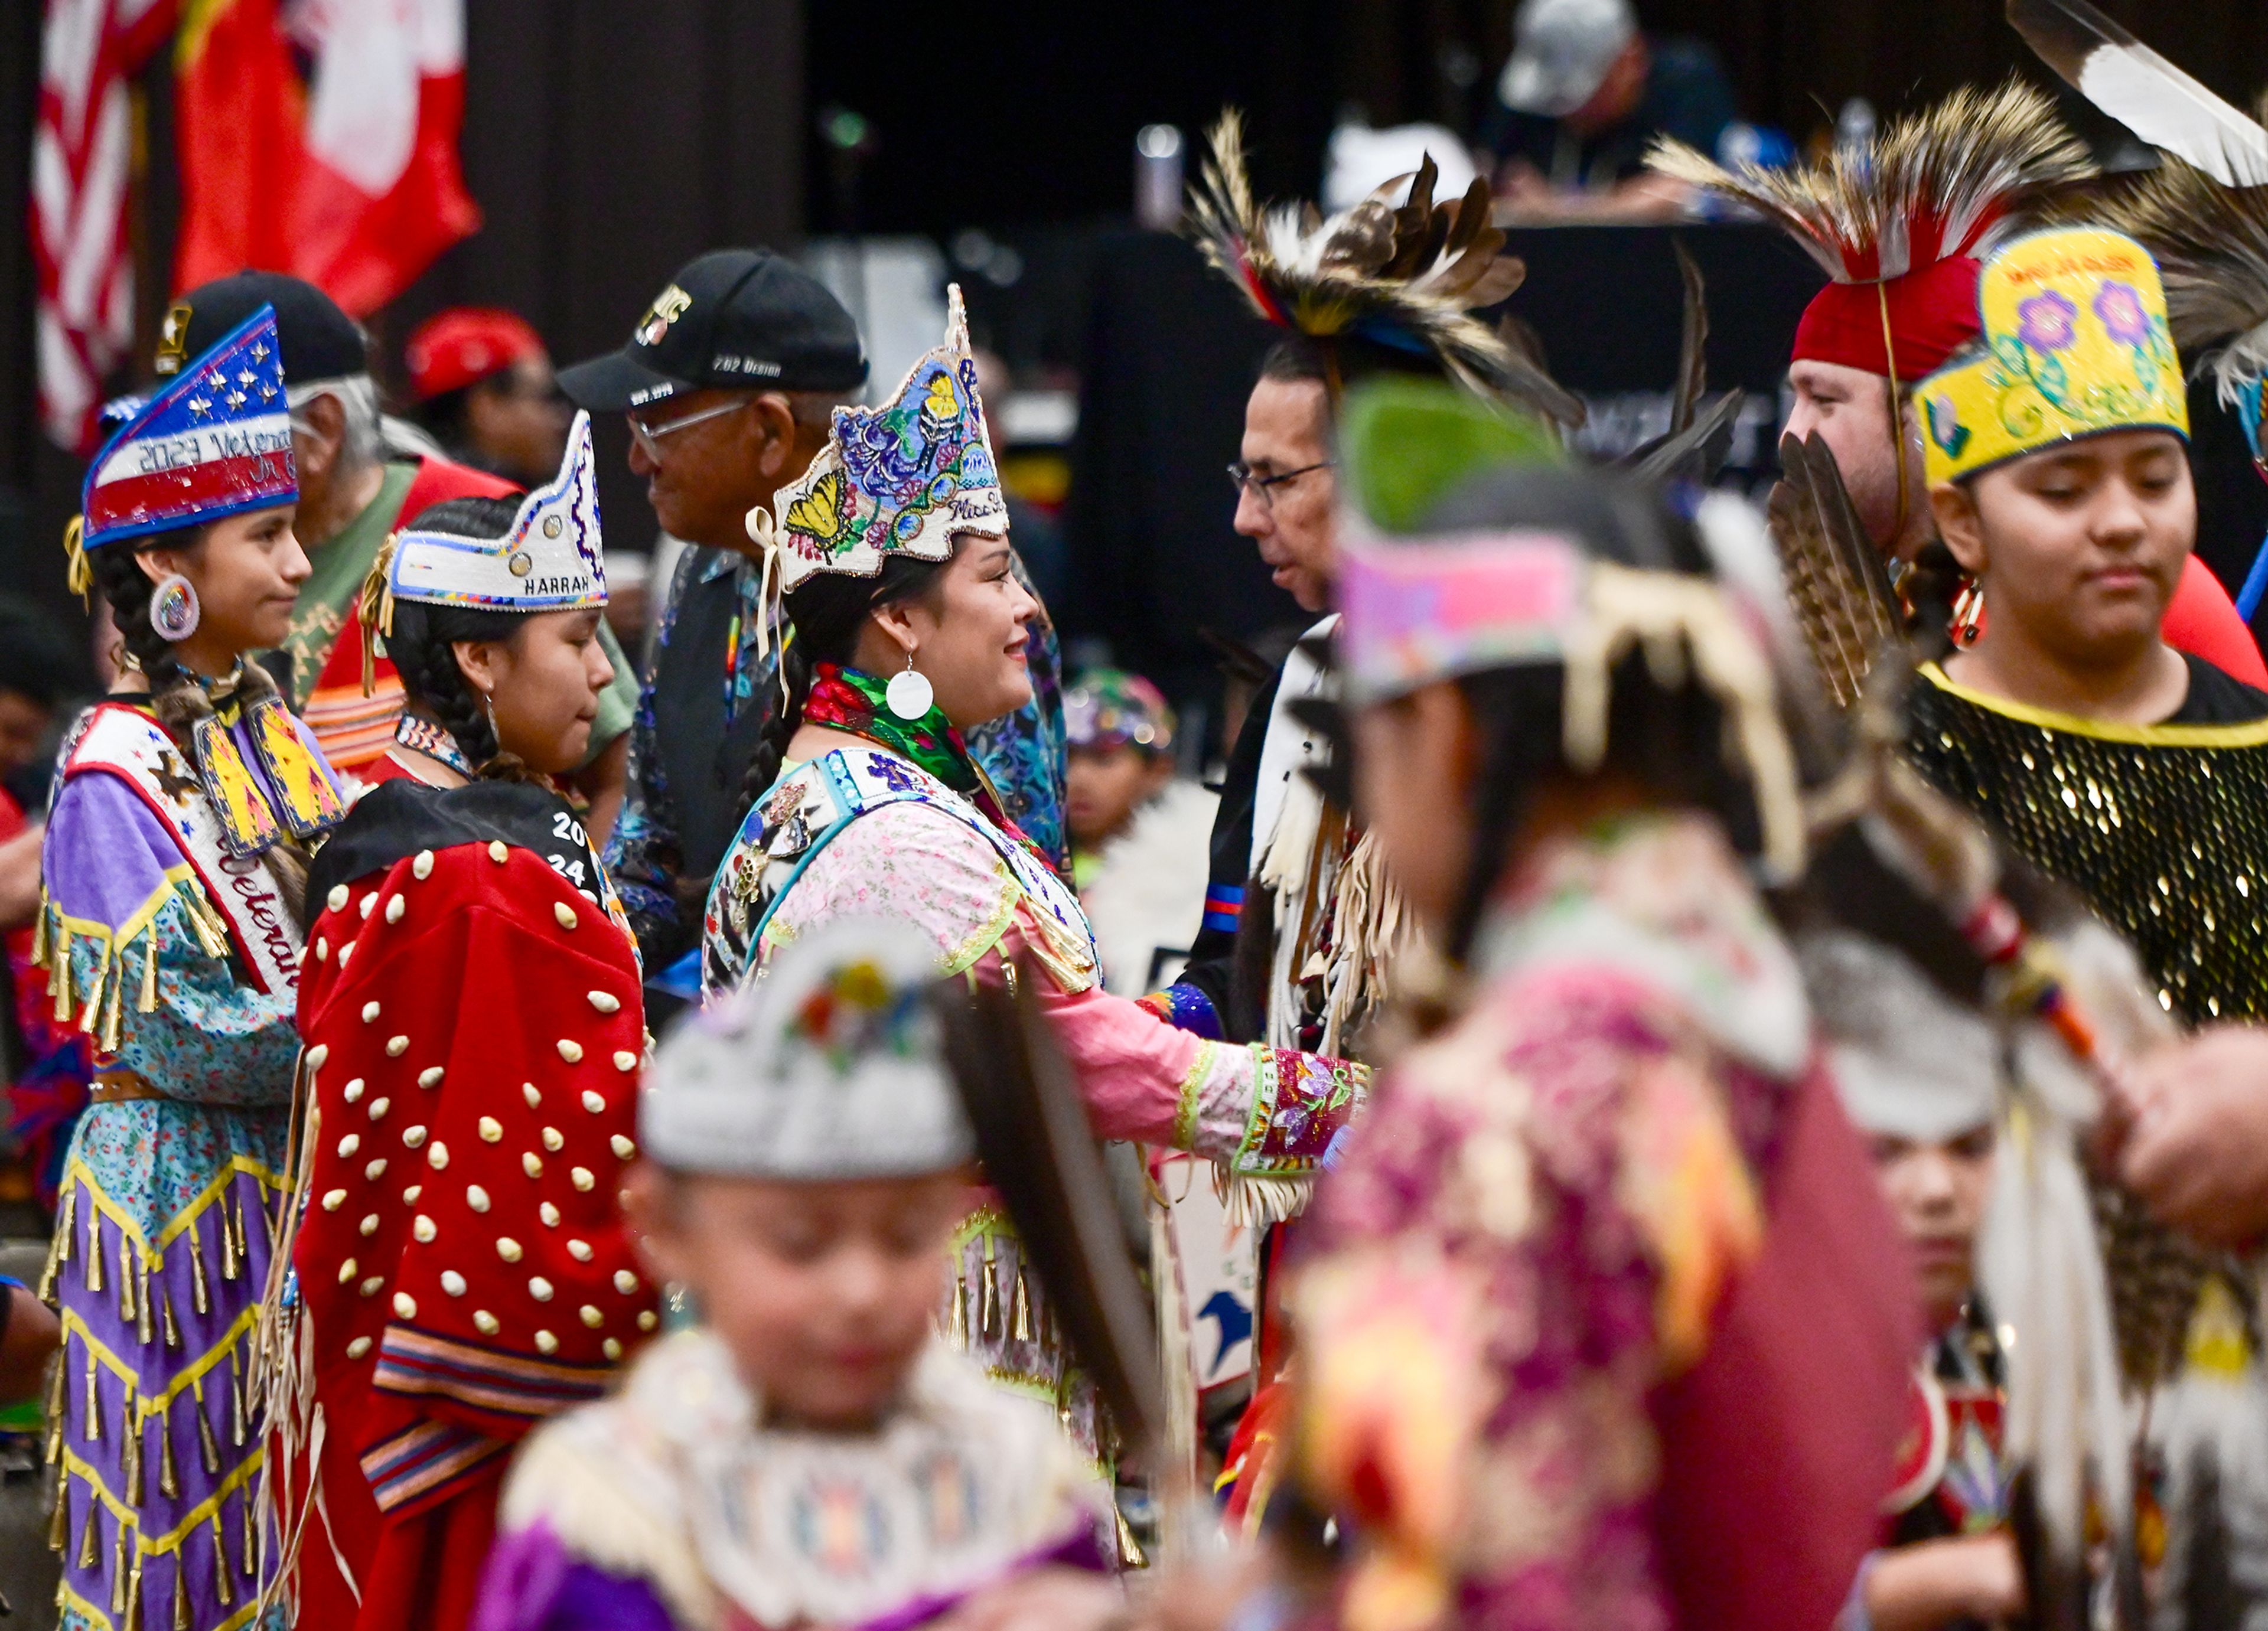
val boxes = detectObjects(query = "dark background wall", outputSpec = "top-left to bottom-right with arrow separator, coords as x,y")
7,0 -> 2268,659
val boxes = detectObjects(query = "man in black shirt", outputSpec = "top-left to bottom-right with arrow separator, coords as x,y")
1483,0 -> 1736,216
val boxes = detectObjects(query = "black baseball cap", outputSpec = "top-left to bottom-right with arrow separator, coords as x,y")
155,271 -> 369,384
558,249 -> 867,413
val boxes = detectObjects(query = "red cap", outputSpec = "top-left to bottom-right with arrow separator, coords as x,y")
403,308 -> 546,403
1791,256 -> 1983,382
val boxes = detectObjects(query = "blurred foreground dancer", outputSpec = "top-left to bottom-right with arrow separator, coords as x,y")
42,305 -> 347,1628
474,916 -> 1113,1631
1273,381 -> 1912,1629
703,291 -> 1365,1467
1651,82 -> 2266,684
266,415 -> 653,1631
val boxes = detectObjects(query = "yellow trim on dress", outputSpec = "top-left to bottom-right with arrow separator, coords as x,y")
61,1304 -> 260,1410
56,1442 -> 266,1555
61,1156 -> 286,1260
1920,661 -> 2268,749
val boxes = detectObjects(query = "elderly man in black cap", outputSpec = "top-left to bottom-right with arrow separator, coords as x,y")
561,250 -> 871,973
146,272 -> 641,829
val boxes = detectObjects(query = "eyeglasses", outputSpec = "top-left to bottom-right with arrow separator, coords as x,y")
1227,459 -> 1335,510
628,396 -> 750,459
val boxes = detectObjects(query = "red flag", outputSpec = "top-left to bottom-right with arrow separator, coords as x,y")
174,0 -> 480,319
32,0 -> 177,452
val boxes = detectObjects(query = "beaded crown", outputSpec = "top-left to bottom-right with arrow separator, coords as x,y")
389,410 -> 608,615
1916,229 -> 2188,486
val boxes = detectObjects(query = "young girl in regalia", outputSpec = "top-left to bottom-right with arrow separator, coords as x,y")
39,304 -> 348,1630
267,413 -> 654,1631
703,289 -> 1367,1470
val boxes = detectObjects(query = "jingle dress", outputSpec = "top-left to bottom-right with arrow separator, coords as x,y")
38,690 -> 345,1631
269,740 -> 656,1631
1290,814 -> 1915,1631
701,667 -> 1366,1448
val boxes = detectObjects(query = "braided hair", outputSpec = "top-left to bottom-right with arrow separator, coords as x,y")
90,530 -> 313,924
380,495 -> 539,781
735,549 -> 953,811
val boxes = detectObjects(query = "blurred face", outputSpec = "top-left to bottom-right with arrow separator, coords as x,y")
455,608 -> 615,775
628,1164 -> 971,1430
1066,743 -> 1172,849
467,355 -> 572,484
879,535 -> 1038,730
0,693 -> 52,782
1783,360 -> 1926,556
1868,1126 -> 1995,1328
1934,430 -> 2194,671
1350,683 -> 1478,936
139,504 -> 310,669
1236,377 -> 1338,613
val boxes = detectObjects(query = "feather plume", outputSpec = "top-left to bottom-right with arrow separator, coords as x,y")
2083,157 -> 2268,407
1190,111 -> 1583,426
1765,432 -> 1902,709
1670,237 -> 1708,435
2008,0 -> 2268,188
1648,80 -> 2093,283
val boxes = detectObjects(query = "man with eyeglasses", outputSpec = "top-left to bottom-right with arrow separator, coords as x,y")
558,250 -> 871,973
145,274 -> 642,817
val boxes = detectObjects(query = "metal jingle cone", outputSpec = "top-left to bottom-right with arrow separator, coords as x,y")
126,1551 -> 146,1628
158,1404 -> 178,1499
86,1212 -> 102,1295
240,1486 -> 257,1577
229,1353 -> 246,1448
118,1236 -> 135,1327
136,1257 -> 154,1346
949,1268 -> 970,1349
109,1517 -> 126,1614
47,1472 -> 68,1552
171,1552 -> 190,1631
188,1221 -> 209,1316
211,1511 -> 234,1609
979,1238 -> 1001,1339
162,1289 -> 179,1351
75,1490 -> 98,1569
1011,1261 -> 1034,1343
195,1383 -> 220,1475
83,1350 -> 99,1443
122,1395 -> 142,1504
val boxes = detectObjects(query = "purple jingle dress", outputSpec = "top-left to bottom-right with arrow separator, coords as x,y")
37,694 -> 337,1631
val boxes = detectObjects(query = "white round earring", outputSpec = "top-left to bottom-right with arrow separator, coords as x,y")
885,650 -> 933,721
149,573 -> 201,642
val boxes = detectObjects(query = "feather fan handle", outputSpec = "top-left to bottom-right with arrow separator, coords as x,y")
2008,0 -> 2268,188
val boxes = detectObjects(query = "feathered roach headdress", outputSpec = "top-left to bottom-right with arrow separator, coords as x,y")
1648,80 -> 2094,387
1187,110 -> 1584,427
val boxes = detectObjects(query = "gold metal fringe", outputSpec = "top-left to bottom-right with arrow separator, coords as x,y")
188,1219 -> 208,1316
211,1511 -> 234,1609
949,1267 -> 969,1349
139,929 -> 159,1013
99,963 -> 125,1053
109,1516 -> 126,1614
51,932 -> 72,1022
180,889 -> 230,961
82,1350 -> 98,1443
122,1391 -> 142,1504
171,1550 -> 189,1630
194,1381 -> 220,1475
78,943 -> 109,1038
159,1404 -> 178,1499
118,1235 -> 136,1328
161,1289 -> 178,1351
229,1353 -> 245,1448
220,1194 -> 240,1283
85,1209 -> 101,1296
1011,1262 -> 1034,1343
979,1237 -> 1000,1339
47,1472 -> 67,1552
240,1486 -> 256,1577
125,1550 -> 145,1629
44,1354 -> 64,1466
135,1257 -> 152,1347
76,1493 -> 98,1570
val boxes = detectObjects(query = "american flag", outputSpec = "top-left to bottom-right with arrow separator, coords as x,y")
31,0 -> 175,454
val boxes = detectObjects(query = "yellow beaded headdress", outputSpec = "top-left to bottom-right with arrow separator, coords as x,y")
1915,227 -> 2188,486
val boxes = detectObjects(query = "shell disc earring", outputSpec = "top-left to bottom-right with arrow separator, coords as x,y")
149,573 -> 201,642
885,651 -> 934,720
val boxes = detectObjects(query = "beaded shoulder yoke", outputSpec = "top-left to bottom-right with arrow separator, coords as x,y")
37,702 -> 307,1048
702,745 -> 1097,999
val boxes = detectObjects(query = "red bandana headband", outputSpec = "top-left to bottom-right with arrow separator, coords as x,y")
1791,255 -> 1984,381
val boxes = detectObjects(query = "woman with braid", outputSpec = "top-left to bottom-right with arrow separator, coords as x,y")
270,414 -> 653,1631
40,305 -> 347,1629
703,292 -> 1366,1466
